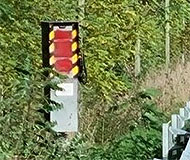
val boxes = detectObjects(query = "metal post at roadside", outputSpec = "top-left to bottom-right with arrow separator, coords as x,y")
41,21 -> 82,133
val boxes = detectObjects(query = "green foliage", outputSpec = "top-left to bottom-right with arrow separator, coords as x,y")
0,0 -> 78,159
81,0 -> 190,151
104,96 -> 165,160
68,90 -> 165,160
0,0 -> 189,159
106,127 -> 162,160
82,0 -> 190,104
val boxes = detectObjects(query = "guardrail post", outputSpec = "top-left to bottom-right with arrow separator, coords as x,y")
157,101 -> 190,159
163,122 -> 172,159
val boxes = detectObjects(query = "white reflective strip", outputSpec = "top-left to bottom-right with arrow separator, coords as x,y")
55,83 -> 74,96
53,26 -> 72,31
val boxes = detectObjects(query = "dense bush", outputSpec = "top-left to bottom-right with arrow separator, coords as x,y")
0,0 -> 190,159
65,90 -> 166,160
0,0 -> 78,159
82,0 -> 190,102
81,0 -> 190,144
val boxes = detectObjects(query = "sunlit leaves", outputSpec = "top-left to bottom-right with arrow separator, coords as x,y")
0,0 -> 78,159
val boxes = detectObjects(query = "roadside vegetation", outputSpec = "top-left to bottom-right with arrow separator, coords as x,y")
0,0 -> 190,159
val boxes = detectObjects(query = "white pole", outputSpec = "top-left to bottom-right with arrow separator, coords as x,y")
182,18 -> 185,64
165,0 -> 170,70
135,38 -> 141,77
78,0 -> 85,47
79,0 -> 85,20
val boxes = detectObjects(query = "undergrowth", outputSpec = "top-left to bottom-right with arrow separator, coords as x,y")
71,88 -> 166,160
0,0 -> 189,159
